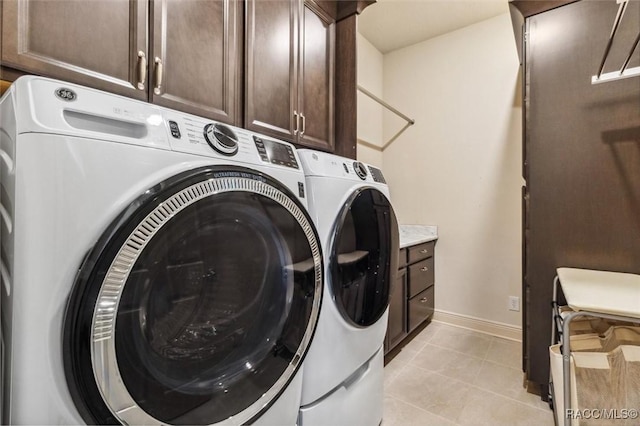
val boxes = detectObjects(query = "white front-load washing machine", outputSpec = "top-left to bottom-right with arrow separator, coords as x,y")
0,76 -> 323,425
297,150 -> 399,425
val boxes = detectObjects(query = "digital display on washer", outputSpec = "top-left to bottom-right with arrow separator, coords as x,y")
253,136 -> 299,169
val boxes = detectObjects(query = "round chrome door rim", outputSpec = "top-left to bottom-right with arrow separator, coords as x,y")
90,175 -> 322,425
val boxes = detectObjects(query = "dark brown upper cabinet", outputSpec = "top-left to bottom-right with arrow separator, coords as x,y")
1,0 -> 241,124
1,0 -> 148,101
245,0 -> 335,151
149,0 -> 241,123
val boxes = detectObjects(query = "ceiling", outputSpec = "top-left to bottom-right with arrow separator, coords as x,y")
358,0 -> 510,54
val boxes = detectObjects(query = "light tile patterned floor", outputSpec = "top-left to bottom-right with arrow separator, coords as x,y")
383,322 -> 555,425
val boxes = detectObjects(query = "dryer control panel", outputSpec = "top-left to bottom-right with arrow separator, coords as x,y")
297,149 -> 388,185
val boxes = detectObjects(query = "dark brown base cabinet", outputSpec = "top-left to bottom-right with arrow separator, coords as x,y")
386,254 -> 407,351
385,241 -> 436,355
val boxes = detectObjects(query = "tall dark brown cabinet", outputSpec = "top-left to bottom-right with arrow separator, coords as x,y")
513,0 -> 640,397
1,0 -> 149,100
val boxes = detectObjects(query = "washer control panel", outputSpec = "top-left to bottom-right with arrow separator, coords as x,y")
253,136 -> 299,169
162,112 -> 303,171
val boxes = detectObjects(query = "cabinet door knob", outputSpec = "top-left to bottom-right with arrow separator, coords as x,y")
136,51 -> 147,90
294,111 -> 299,135
420,297 -> 428,303
153,57 -> 163,95
421,266 -> 428,272
420,249 -> 428,254
300,113 -> 306,136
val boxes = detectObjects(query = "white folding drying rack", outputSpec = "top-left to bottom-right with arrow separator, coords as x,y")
550,267 -> 640,426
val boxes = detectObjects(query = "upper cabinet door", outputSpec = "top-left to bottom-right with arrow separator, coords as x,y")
245,0 -> 298,141
150,0 -> 241,125
298,1 -> 335,151
245,0 -> 335,150
1,0 -> 148,100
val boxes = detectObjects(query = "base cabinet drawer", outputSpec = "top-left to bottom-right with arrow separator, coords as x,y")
408,286 -> 434,332
408,241 -> 435,264
408,257 -> 434,297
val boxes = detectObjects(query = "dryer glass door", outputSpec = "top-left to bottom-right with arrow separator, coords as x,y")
64,167 -> 322,425
330,187 -> 399,327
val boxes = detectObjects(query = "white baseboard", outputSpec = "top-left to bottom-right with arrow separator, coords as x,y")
433,309 -> 522,342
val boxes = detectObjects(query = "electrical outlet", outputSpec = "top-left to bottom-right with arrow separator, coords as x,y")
508,296 -> 520,312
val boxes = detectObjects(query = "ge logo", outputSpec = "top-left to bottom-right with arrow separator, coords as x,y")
55,88 -> 77,101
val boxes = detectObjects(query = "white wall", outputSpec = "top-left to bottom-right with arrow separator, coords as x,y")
356,33 -> 384,167
381,13 -> 523,327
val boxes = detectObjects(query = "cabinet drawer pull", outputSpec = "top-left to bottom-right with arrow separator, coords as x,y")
421,266 -> 429,272
420,249 -> 428,254
294,111 -> 299,135
420,297 -> 428,303
153,57 -> 163,95
300,113 -> 306,136
136,51 -> 147,90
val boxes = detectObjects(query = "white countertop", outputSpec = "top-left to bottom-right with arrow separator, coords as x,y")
399,224 -> 438,248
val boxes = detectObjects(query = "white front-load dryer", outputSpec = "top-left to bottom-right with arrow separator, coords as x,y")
297,150 -> 399,425
0,76 -> 323,425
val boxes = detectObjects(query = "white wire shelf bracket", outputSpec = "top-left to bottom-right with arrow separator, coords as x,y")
591,0 -> 640,85
357,85 -> 415,150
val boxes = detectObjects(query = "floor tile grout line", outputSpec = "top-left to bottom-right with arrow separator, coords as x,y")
385,347 -> 422,387
384,366 -> 403,387
385,394 -> 459,425
407,344 -> 485,377
471,384 -> 553,415
484,337 -> 495,361
385,365 -> 469,423
485,336 -> 523,367
482,356 -> 523,370
416,341 -> 491,362
387,325 -> 552,422
412,332 -> 520,366
403,334 -> 521,375
393,364 -> 553,415
471,358 -> 486,385
407,343 -> 520,380
467,375 -> 553,415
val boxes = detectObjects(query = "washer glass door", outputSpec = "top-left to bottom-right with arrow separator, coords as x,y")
64,167 -> 322,425
330,187 -> 398,327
